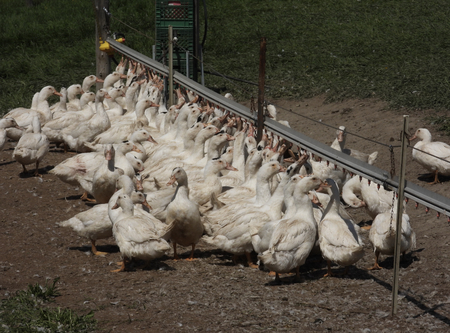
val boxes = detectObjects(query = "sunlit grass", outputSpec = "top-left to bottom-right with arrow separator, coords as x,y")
1,0 -> 450,122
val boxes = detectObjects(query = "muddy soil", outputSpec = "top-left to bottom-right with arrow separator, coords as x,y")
1,96 -> 450,332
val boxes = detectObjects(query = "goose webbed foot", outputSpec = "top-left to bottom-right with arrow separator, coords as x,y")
245,252 -> 258,269
185,244 -> 197,261
172,242 -> 180,261
111,258 -> 128,272
323,260 -> 335,277
427,170 -> 440,184
91,240 -> 108,256
367,251 -> 382,270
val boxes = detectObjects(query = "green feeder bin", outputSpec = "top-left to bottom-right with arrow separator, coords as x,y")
156,0 -> 198,80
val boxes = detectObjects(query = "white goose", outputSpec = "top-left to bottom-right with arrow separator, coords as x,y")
331,126 -> 378,165
13,116 -> 49,177
318,178 -> 364,276
342,175 -> 395,220
62,89 -> 111,152
203,161 -> 286,267
4,86 -> 62,127
258,176 -> 326,283
250,163 -> 304,256
82,74 -> 103,93
91,144 -> 125,204
105,87 -> 125,118
102,71 -> 127,92
410,128 -> 450,184
58,187 -> 150,256
92,99 -> 159,144
5,92 -> 39,142
64,84 -> 84,111
0,118 -> 21,152
50,141 -> 139,200
368,205 -> 415,270
164,167 -> 204,260
51,87 -> 68,118
43,92 -> 96,147
111,194 -> 171,272
216,147 -> 264,205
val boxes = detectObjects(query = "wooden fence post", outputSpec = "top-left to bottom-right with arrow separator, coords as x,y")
94,0 -> 111,91
257,37 -> 267,143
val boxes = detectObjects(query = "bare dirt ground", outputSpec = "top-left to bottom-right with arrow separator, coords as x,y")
1,95 -> 450,332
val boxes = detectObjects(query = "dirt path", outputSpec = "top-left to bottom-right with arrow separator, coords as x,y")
1,96 -> 449,332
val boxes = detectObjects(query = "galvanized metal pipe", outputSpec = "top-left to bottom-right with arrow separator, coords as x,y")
168,26 -> 174,107
106,37 -> 450,219
257,37 -> 267,143
392,115 -> 409,315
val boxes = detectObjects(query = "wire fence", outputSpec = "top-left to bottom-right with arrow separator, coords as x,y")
106,36 -> 450,220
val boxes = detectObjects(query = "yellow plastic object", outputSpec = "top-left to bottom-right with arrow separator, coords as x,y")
99,37 -> 126,56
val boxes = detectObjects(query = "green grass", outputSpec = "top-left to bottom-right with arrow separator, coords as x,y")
0,278 -> 96,332
1,0 -> 450,132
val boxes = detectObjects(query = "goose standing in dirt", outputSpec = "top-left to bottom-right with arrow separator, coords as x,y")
409,128 -> 450,184
13,116 -> 49,177
164,167 -> 203,260
0,118 -> 21,152
318,179 -> 364,276
59,187 -> 150,257
111,194 -> 171,272
368,206 -> 415,270
331,125 -> 378,165
258,176 -> 327,283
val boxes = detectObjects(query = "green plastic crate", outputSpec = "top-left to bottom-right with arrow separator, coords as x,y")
156,0 -> 196,79
156,0 -> 194,29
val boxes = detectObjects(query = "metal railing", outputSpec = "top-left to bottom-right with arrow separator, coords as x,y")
107,37 -> 450,218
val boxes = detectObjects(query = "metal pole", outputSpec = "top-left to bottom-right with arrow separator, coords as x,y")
257,37 -> 267,143
200,45 -> 205,86
392,114 -> 409,315
186,51 -> 190,78
152,45 -> 156,60
168,26 -> 174,107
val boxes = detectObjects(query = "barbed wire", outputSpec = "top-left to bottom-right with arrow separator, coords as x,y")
104,8 -> 155,42
104,21 -> 450,163
170,40 -> 257,98
267,101 -> 402,149
172,41 -> 402,151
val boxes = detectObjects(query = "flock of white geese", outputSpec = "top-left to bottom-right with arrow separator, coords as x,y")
1,58 -> 449,282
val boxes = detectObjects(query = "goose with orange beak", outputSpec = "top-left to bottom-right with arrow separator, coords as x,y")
164,167 -> 204,261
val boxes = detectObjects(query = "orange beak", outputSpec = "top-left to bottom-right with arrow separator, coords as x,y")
105,150 -> 112,161
225,163 -> 238,171
167,175 -> 177,186
132,145 -> 142,153
142,200 -> 152,210
147,135 -> 158,144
